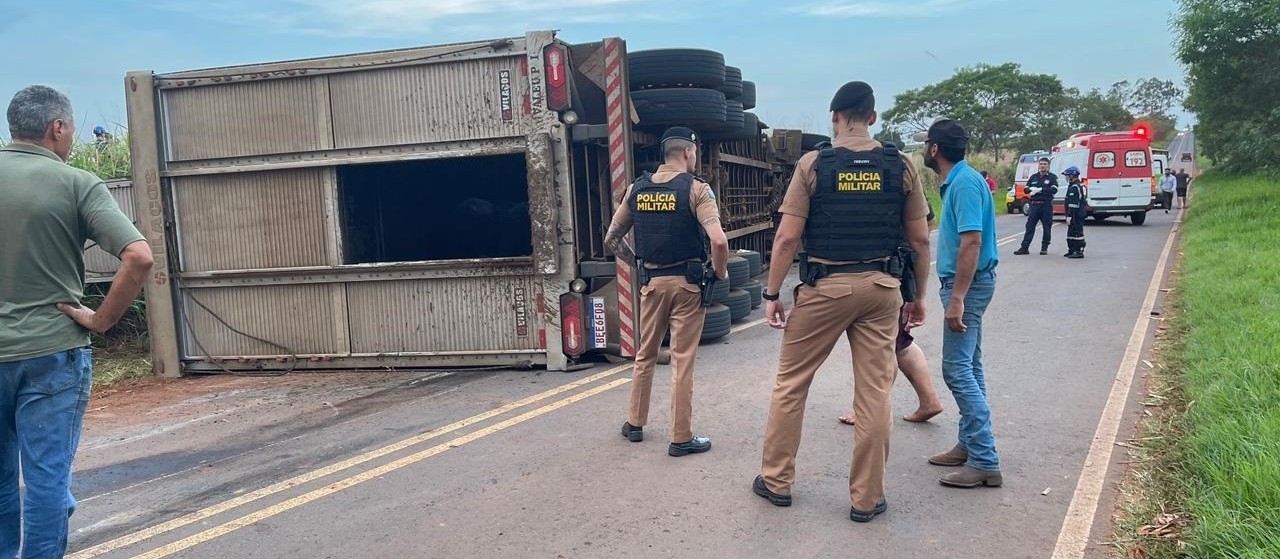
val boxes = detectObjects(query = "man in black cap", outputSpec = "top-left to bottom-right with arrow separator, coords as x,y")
1014,157 -> 1058,255
753,81 -> 931,523
920,118 -> 1004,489
604,126 -> 729,457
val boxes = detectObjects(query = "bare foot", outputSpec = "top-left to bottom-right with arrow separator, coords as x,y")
903,404 -> 943,423
838,413 -> 856,426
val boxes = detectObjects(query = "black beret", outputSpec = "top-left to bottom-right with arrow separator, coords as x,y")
829,81 -> 874,112
661,126 -> 698,144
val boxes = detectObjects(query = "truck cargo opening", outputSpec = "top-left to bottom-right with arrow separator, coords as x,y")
337,154 -> 534,264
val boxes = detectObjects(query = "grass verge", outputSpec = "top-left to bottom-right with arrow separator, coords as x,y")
1112,172 -> 1280,558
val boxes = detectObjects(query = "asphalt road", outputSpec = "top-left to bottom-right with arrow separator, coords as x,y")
65,210 -> 1179,559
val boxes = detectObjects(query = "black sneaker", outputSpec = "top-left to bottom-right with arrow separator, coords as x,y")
1013,248 -> 1030,255
849,498 -> 888,523
668,435 -> 711,456
1067,252 -> 1084,259
621,422 -> 643,443
752,475 -> 792,507
1039,248 -> 1048,255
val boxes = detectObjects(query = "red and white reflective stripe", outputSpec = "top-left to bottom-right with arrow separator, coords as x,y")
604,38 -> 636,358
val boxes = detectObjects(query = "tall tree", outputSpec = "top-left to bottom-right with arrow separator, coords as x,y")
1176,0 -> 1280,173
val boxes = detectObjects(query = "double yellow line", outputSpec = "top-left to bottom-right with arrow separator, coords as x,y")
76,226 -> 1029,559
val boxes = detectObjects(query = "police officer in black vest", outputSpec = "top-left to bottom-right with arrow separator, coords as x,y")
604,126 -> 729,457
754,81 -> 931,523
1014,157 -> 1058,255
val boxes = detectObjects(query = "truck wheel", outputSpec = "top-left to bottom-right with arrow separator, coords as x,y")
742,279 -> 764,309
801,133 -> 831,151
1093,214 -> 1109,222
718,112 -> 760,141
711,276 -> 731,304
720,66 -> 743,100
727,256 -> 751,289
726,289 -> 752,322
1130,211 -> 1147,225
740,81 -> 756,110
700,304 -> 732,343
629,49 -> 726,90
632,88 -> 727,128
735,249 -> 763,277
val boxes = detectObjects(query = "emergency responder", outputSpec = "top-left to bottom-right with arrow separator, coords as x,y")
752,81 -> 931,523
1063,166 -> 1088,258
603,126 -> 729,457
1013,157 -> 1057,255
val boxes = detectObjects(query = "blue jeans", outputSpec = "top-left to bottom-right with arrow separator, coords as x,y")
939,271 -> 1000,472
0,348 -> 93,559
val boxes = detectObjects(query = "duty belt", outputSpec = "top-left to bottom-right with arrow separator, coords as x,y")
824,261 -> 889,274
645,266 -> 687,278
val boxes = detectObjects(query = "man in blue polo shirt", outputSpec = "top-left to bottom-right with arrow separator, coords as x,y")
918,119 -> 1003,489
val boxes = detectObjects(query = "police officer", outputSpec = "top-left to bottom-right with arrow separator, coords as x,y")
603,126 -> 729,457
752,82 -> 931,523
1062,166 -> 1087,259
1014,157 -> 1058,255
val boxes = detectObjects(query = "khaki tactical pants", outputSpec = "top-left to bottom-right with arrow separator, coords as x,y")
629,276 -> 707,443
760,272 -> 902,511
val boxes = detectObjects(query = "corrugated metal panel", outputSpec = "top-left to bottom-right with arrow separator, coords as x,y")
329,56 -> 530,149
181,284 -> 344,357
173,168 -> 331,272
163,77 -> 328,161
85,179 -> 138,281
347,276 -> 542,353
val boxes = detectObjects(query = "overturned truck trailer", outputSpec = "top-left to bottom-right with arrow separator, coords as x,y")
126,30 -> 785,376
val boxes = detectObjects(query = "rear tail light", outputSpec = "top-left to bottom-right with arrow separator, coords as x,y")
544,44 -> 571,112
559,292 -> 586,358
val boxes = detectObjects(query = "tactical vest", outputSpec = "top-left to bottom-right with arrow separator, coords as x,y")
805,144 -> 906,261
629,172 -> 706,266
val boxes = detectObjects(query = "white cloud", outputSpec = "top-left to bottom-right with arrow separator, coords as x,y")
164,0 -> 644,37
798,0 -> 980,18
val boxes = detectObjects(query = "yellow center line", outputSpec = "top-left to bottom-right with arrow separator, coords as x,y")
92,222 -> 1030,558
127,377 -> 634,559
69,365 -> 634,559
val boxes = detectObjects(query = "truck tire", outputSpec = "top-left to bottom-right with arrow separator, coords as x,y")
719,112 -> 760,141
727,255 -> 751,289
726,289 -> 752,322
629,49 -> 726,90
740,81 -> 756,110
741,279 -> 764,309
721,66 -> 743,100
711,275 -> 730,304
801,133 -> 831,151
701,304 -> 732,343
708,100 -> 745,135
735,249 -> 763,278
632,88 -> 727,128
1130,211 -> 1147,225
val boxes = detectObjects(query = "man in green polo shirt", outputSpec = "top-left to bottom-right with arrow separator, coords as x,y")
1,85 -> 153,558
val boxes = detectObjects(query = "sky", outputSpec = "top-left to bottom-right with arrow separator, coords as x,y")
0,0 -> 1190,140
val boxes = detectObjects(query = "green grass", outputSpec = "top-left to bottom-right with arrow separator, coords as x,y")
1113,172 -> 1280,558
1,132 -> 131,180
81,283 -> 152,387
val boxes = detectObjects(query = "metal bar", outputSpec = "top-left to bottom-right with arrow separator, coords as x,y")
182,351 -> 549,372
718,153 -> 773,170
125,72 -> 183,377
177,260 -> 537,288
726,221 -> 773,240
161,138 -> 527,177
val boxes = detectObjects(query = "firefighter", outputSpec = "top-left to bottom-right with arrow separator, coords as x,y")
752,81 -> 931,523
1013,157 -> 1058,255
603,126 -> 729,457
1063,166 -> 1087,259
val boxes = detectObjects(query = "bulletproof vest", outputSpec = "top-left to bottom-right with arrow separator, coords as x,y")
629,172 -> 706,266
805,144 -> 906,261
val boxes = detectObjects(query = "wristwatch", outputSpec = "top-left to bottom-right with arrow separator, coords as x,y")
762,290 -> 780,301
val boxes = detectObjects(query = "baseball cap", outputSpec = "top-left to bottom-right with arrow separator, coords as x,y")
911,118 -> 969,148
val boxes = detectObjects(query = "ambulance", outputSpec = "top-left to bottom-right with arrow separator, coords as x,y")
1050,126 -> 1155,225
1005,150 -> 1050,215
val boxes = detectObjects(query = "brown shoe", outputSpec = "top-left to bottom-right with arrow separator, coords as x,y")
939,467 -> 1003,488
928,444 -> 968,467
